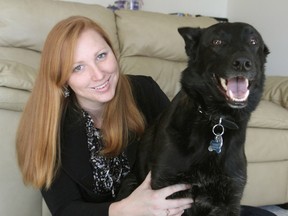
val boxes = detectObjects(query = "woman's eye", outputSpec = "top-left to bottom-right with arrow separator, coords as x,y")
96,52 -> 107,61
73,65 -> 84,72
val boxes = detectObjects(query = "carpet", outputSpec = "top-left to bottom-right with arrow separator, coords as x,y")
241,206 -> 277,216
260,205 -> 288,216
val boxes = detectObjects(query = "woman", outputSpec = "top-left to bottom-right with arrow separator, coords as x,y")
16,16 -> 193,216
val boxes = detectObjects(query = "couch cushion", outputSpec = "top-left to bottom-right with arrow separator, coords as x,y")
0,0 -> 119,55
245,127 -> 288,162
0,47 -> 40,111
248,100 -> 288,129
0,60 -> 37,91
0,87 -> 30,111
263,76 -> 288,109
116,10 -> 217,61
0,109 -> 43,216
246,100 -> 288,163
0,47 -> 41,71
115,10 -> 218,99
120,56 -> 184,100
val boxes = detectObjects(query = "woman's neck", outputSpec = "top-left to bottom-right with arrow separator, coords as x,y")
83,106 -> 104,129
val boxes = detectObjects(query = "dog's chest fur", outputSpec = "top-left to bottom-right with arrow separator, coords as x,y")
140,90 -> 248,215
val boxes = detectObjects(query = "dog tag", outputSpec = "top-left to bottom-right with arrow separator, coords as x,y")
208,135 -> 223,153
208,118 -> 224,154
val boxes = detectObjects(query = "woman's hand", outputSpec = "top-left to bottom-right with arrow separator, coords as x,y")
110,172 -> 193,216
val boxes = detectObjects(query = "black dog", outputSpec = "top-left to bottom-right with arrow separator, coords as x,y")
118,22 -> 269,216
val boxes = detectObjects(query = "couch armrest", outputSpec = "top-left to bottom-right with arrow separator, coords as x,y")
262,76 -> 288,109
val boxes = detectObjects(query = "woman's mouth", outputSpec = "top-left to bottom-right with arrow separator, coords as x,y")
92,76 -> 111,91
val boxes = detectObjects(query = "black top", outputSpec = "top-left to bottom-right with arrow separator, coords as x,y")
41,75 -> 276,216
41,75 -> 170,216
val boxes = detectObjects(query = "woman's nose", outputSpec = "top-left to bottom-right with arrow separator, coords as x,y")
89,65 -> 104,80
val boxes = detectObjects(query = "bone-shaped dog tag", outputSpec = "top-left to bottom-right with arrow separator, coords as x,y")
208,135 -> 223,153
208,118 -> 224,154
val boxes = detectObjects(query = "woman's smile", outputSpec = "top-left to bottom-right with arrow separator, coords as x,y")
91,76 -> 111,91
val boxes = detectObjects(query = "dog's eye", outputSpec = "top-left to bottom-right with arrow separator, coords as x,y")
249,37 -> 258,45
212,39 -> 223,46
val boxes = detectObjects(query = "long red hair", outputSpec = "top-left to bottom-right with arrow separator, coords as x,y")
16,16 -> 145,189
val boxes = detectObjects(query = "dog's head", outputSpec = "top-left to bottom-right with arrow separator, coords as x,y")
178,22 -> 269,111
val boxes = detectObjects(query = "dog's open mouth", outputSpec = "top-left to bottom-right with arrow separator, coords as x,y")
218,76 -> 250,108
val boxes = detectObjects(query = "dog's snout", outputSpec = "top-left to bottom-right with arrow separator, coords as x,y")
232,57 -> 252,72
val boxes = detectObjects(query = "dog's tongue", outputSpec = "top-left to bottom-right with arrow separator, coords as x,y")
226,77 -> 249,100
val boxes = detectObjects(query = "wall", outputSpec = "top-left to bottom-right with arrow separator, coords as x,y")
58,0 -> 228,17
140,0 -> 227,17
227,0 -> 288,76
59,0 -> 287,76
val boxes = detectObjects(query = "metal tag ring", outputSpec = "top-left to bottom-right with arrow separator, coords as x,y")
212,123 -> 224,136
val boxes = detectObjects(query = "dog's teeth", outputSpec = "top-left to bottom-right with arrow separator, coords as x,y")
228,89 -> 250,102
245,78 -> 249,88
220,78 -> 227,90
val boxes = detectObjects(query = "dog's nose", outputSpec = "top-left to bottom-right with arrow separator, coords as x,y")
232,57 -> 252,71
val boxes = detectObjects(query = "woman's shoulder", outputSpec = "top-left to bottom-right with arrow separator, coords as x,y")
126,75 -> 167,98
126,74 -> 165,99
126,74 -> 170,124
127,74 -> 156,88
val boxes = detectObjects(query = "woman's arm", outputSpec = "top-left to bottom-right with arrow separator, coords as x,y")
109,172 -> 193,216
41,168 -> 111,216
42,170 -> 192,216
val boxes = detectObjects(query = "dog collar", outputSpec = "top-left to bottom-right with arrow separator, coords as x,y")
197,105 -> 239,154
197,105 -> 239,130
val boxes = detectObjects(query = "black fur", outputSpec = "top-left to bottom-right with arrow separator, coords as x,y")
117,22 -> 269,216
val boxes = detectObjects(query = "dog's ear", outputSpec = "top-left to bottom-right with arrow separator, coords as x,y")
178,27 -> 202,60
263,44 -> 270,56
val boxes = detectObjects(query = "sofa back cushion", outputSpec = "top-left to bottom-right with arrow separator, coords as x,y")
0,0 -> 118,111
115,10 -> 218,99
0,0 -> 119,54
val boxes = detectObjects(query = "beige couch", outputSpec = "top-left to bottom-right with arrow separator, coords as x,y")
1,0 -> 288,215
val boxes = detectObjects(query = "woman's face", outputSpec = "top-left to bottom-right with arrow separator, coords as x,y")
68,29 -> 119,111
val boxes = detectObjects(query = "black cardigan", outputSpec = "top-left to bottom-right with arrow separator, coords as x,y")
41,75 -> 170,216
